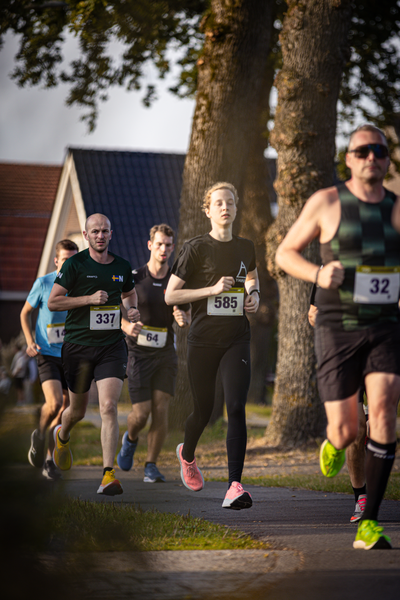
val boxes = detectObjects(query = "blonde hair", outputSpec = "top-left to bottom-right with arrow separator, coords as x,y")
202,182 -> 239,212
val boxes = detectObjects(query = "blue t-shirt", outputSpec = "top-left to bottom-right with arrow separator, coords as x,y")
26,271 -> 68,357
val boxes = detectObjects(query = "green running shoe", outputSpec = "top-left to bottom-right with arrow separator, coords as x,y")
319,439 -> 345,477
353,519 -> 392,550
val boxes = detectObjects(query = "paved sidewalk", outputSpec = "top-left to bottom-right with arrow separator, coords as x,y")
59,465 -> 400,600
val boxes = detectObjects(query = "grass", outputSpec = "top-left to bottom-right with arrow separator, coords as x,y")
51,499 -> 268,552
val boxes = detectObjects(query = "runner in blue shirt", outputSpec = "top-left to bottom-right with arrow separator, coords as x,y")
20,239 -> 78,479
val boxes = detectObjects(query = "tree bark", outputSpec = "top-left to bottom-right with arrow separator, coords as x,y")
169,0 -> 274,429
265,0 -> 351,447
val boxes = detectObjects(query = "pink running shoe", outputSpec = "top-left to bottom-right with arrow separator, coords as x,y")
176,443 -> 204,492
222,481 -> 252,510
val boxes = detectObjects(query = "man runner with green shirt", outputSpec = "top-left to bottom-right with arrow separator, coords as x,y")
48,213 -> 140,495
276,124 -> 400,550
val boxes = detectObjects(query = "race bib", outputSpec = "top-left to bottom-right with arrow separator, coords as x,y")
90,305 -> 120,330
137,326 -> 168,348
47,323 -> 65,344
353,266 -> 400,304
207,288 -> 244,316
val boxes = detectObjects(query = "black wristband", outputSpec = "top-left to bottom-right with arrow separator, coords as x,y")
130,306 -> 137,310
249,289 -> 261,298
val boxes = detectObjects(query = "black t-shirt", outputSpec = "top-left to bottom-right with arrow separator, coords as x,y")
125,265 -> 189,356
171,233 -> 256,347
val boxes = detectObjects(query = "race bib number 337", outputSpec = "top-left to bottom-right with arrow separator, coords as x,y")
207,288 -> 244,316
90,305 -> 120,330
353,266 -> 400,304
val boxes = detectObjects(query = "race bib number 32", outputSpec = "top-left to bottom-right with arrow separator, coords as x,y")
207,288 -> 244,316
90,305 -> 120,330
353,266 -> 400,304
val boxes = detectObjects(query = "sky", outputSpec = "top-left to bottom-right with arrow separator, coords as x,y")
0,33 -> 196,165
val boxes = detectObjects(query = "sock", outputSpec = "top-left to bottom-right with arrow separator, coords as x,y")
103,467 -> 113,475
58,434 -> 69,445
145,462 -> 155,467
128,436 -> 138,444
362,439 -> 396,521
352,484 -> 366,503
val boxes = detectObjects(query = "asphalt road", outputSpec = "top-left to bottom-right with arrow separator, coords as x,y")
58,465 -> 400,600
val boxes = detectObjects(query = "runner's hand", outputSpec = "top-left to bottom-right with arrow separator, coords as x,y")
211,277 -> 235,296
127,307 -> 140,323
244,293 -> 259,314
317,262 -> 344,289
173,306 -> 189,327
89,290 -> 109,305
26,342 -> 40,357
124,321 -> 143,337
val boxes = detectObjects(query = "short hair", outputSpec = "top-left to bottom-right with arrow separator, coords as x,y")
348,124 -> 388,150
149,223 -> 175,242
55,239 -> 79,257
202,182 -> 239,212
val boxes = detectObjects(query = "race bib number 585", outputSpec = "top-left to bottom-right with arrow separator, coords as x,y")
90,305 -> 120,330
207,288 -> 244,316
353,266 -> 400,304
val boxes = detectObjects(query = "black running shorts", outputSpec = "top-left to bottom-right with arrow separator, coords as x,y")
36,354 -> 67,389
128,347 -> 178,403
314,322 -> 400,402
62,339 -> 128,394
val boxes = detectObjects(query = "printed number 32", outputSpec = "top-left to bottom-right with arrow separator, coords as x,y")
369,278 -> 389,294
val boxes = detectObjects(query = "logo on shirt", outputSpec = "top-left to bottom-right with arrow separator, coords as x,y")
87,275 -> 97,278
153,283 -> 162,287
56,272 -> 63,279
236,261 -> 247,284
112,275 -> 123,282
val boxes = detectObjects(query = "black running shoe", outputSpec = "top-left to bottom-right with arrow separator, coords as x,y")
28,429 -> 45,468
42,459 -> 62,480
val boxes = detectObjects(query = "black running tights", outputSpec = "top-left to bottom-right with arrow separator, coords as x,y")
183,342 -> 251,485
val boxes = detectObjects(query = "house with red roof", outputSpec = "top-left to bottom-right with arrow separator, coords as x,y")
0,162 -> 62,342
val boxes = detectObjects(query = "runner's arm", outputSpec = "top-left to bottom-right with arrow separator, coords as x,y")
244,268 -> 260,313
121,317 -> 142,337
165,274 -> 235,305
47,282 -> 109,311
121,289 -> 140,323
20,301 -> 41,356
276,191 -> 344,289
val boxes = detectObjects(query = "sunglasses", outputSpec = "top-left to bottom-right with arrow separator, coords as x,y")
348,144 -> 389,159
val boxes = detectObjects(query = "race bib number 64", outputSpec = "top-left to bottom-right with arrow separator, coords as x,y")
90,305 -> 120,330
353,266 -> 400,304
207,288 -> 244,316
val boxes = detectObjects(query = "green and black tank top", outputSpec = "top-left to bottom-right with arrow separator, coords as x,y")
315,183 -> 400,330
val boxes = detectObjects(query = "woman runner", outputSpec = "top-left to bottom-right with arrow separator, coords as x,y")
165,182 -> 260,509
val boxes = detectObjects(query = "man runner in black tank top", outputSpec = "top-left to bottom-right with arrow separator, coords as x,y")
276,124 -> 400,550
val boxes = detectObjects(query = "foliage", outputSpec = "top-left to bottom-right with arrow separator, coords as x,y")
0,0 -> 207,130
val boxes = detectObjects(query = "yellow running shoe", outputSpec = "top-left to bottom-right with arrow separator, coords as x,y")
52,425 -> 72,471
319,439 -> 345,477
353,519 -> 392,550
97,469 -> 123,496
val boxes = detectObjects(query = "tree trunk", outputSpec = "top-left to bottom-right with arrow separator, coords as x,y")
169,0 -> 274,429
240,60 -> 278,405
265,0 -> 351,447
